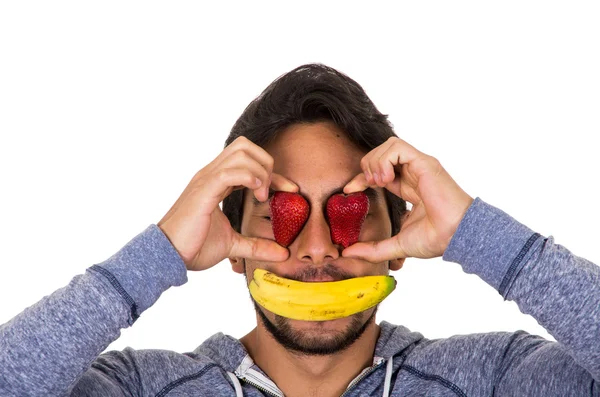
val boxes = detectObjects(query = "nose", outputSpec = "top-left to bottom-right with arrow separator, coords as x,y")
294,208 -> 340,264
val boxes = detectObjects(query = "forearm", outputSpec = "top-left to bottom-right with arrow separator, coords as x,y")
443,197 -> 600,379
0,224 -> 188,396
503,234 -> 600,378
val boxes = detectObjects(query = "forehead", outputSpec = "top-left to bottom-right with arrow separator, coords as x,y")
264,122 -> 366,200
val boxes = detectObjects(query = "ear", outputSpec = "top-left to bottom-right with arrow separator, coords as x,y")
389,258 -> 406,271
229,257 -> 245,274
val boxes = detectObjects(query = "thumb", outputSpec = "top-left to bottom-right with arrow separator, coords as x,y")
230,233 -> 290,262
342,237 -> 407,263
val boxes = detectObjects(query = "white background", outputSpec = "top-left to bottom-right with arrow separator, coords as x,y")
1,2 -> 599,356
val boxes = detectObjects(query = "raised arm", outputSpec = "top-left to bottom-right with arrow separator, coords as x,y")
0,224 -> 188,396
0,136 -> 296,396
443,197 -> 600,393
343,136 -> 600,393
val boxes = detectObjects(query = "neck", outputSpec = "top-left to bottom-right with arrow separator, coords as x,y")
239,317 -> 380,397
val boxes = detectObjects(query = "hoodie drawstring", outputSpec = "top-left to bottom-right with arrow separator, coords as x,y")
382,356 -> 394,397
227,371 -> 244,397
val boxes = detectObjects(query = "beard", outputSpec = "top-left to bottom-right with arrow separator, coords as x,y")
253,300 -> 377,357
244,259 -> 378,356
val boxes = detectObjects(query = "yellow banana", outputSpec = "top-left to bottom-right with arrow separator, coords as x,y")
252,268 -> 392,304
249,268 -> 396,321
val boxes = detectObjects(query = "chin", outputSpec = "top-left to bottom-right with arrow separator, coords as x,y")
255,299 -> 378,355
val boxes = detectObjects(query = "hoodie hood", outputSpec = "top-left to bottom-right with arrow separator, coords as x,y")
373,320 -> 425,359
192,320 -> 424,396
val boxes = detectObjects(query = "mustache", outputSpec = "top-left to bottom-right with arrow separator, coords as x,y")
280,264 -> 355,282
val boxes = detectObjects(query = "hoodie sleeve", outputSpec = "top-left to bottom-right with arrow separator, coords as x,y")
442,197 -> 600,393
0,224 -> 188,397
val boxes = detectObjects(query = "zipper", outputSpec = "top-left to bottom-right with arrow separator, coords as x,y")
235,355 -> 384,397
339,359 -> 385,397
238,376 -> 283,397
239,364 -> 383,397
235,354 -> 285,396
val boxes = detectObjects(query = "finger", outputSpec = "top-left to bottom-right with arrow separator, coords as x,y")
226,136 -> 274,174
230,233 -> 290,262
359,157 -> 375,185
204,167 -> 265,204
218,153 -> 271,201
359,145 -> 385,184
378,147 -> 401,185
341,237 -> 407,263
343,173 -> 371,194
384,138 -> 424,171
361,142 -> 392,186
368,139 -> 397,186
212,136 -> 252,168
220,136 -> 276,199
270,173 -> 299,193
220,136 -> 272,168
373,138 -> 428,195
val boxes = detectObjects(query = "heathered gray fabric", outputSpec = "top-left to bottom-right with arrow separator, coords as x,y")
1,197 -> 599,396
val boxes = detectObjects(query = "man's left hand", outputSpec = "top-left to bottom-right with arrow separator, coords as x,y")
343,137 -> 474,263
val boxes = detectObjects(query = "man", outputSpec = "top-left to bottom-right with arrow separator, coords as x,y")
1,64 -> 598,396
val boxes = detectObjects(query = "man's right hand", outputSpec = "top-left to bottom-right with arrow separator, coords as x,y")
157,136 -> 297,271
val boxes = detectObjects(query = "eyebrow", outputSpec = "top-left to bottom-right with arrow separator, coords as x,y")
251,187 -> 382,207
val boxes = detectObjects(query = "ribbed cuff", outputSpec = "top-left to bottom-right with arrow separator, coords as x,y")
87,224 -> 188,321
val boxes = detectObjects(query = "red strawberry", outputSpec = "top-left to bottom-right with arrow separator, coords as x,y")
269,191 -> 310,247
326,192 -> 370,248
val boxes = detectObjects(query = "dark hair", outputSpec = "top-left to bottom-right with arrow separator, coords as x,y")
223,63 -> 407,237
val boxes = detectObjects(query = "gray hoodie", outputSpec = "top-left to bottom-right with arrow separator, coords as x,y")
1,197 -> 599,396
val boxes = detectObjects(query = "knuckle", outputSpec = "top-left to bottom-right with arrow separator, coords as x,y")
259,167 -> 269,181
235,150 -> 250,162
392,137 -> 405,148
232,136 -> 250,149
427,155 -> 441,167
216,168 -> 230,182
191,169 -> 204,183
360,157 -> 369,169
371,159 -> 382,171
265,155 -> 274,169
246,171 -> 257,183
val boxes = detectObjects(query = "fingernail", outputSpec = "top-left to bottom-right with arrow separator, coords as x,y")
255,178 -> 262,187
374,173 -> 381,184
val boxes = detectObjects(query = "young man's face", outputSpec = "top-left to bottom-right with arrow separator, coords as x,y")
237,121 -> 394,356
